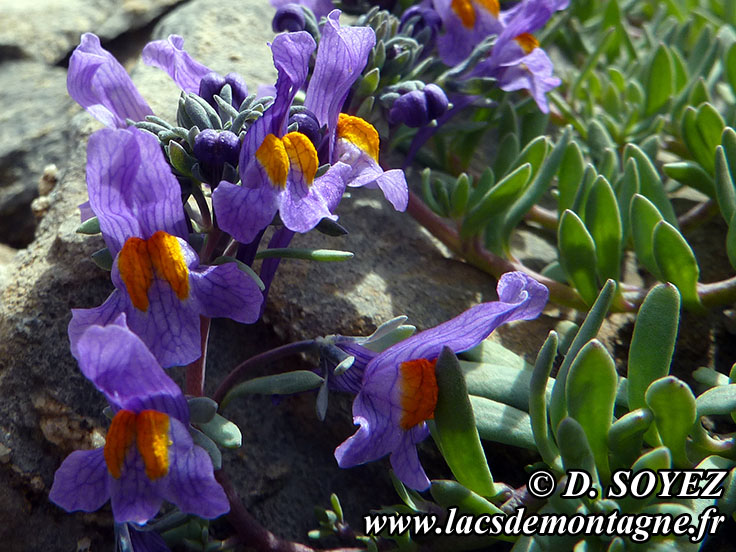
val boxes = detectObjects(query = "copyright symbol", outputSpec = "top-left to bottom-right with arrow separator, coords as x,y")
528,470 -> 556,498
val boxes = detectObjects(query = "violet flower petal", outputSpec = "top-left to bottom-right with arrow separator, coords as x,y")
190,262 -> 264,323
305,10 -> 375,158
49,449 -> 110,513
389,426 -> 431,490
212,178 -> 281,244
74,323 -> 189,422
142,35 -> 212,94
68,33 -> 153,128
110,452 -> 164,524
161,419 -> 230,518
86,128 -> 188,257
280,162 -> 350,233
271,0 -> 335,19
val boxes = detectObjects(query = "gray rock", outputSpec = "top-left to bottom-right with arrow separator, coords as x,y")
0,0 -> 187,64
0,62 -> 79,247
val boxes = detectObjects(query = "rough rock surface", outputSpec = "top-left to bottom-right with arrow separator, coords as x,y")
0,0 -> 187,64
0,62 -> 79,247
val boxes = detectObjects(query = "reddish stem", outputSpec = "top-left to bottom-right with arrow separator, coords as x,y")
185,316 -> 211,396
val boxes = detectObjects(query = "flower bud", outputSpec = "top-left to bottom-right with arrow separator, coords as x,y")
288,108 -> 323,149
272,5 -> 307,33
225,72 -> 248,110
193,129 -> 241,185
198,72 -> 227,109
399,6 -> 442,49
388,84 -> 449,128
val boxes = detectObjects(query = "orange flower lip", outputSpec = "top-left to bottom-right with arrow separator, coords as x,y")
104,409 -> 172,481
256,132 -> 319,189
515,32 -> 540,54
337,113 -> 380,162
398,358 -> 439,430
118,231 -> 190,311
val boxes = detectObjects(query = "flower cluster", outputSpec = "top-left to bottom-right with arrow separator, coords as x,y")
52,9 -> 409,535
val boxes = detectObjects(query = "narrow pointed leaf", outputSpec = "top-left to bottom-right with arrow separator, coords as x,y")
663,161 -> 715,198
460,361 -> 549,412
254,248 -> 354,262
432,347 -> 495,496
529,332 -> 561,468
197,413 -> 242,449
607,408 -> 654,468
696,384 -> 736,417
222,371 -> 324,408
715,144 -> 736,223
617,158 -> 640,242
557,141 -> 585,214
617,447 -> 671,513
77,216 -> 101,235
644,44 -> 673,115
556,417 -> 600,489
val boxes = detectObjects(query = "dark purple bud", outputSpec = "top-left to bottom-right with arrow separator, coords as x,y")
399,6 -> 442,47
198,71 -> 227,109
388,89 -> 430,128
272,5 -> 307,33
225,72 -> 248,110
288,109 -> 323,149
424,84 -> 449,121
193,129 -> 241,185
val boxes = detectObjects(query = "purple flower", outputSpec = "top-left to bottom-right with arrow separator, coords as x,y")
193,129 -> 242,185
68,33 -> 153,128
50,322 -> 229,524
271,0 -> 335,19
273,4 -> 308,33
469,0 -> 565,112
399,5 -> 443,50
433,0 -> 502,66
304,11 -> 408,211
142,35 -> 212,95
335,271 -> 548,490
212,30 -> 352,244
68,127 -> 263,368
388,84 -> 449,128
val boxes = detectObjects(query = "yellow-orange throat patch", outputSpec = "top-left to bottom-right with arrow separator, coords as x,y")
337,114 -> 380,162
256,132 -> 319,189
515,33 -> 539,54
118,231 -> 190,311
104,409 -> 172,480
451,0 -> 499,28
398,358 -> 438,430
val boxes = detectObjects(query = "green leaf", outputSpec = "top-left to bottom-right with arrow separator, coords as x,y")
652,221 -> 702,310
493,133 -> 521,178
556,417 -> 600,489
696,384 -> 736,417
644,44 -> 674,115
715,144 -> 736,223
167,140 -> 196,176
588,119 -> 616,164
212,256 -> 265,290
432,347 -> 495,496
190,427 -> 222,470
460,339 -> 528,368
624,145 -> 678,227
662,161 -> 715,198
254,248 -> 354,262
450,173 -> 471,217
627,284 -> 681,412
91,247 -> 113,271
222,370 -> 324,408
645,376 -> 697,468
508,135 -> 549,181
529,332 -> 561,469
505,126 -> 572,237
430,480 -> 504,515
549,280 -> 616,432
727,211 -> 736,271
460,361 -> 547,411
617,447 -> 671,514
630,194 -> 665,279
727,43 -> 736,97
461,163 -> 532,239
197,413 -> 242,449
468,168 -> 494,206
688,77 -> 710,107
76,216 -> 101,235
607,408 -> 654,469
616,158 -> 639,243
585,176 -> 622,281
470,396 -> 535,449
558,141 -> 586,214
565,340 -> 617,481
558,209 -> 599,305
187,397 -> 218,424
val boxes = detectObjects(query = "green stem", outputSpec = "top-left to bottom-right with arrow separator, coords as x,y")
185,316 -> 211,397
212,339 -> 319,404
